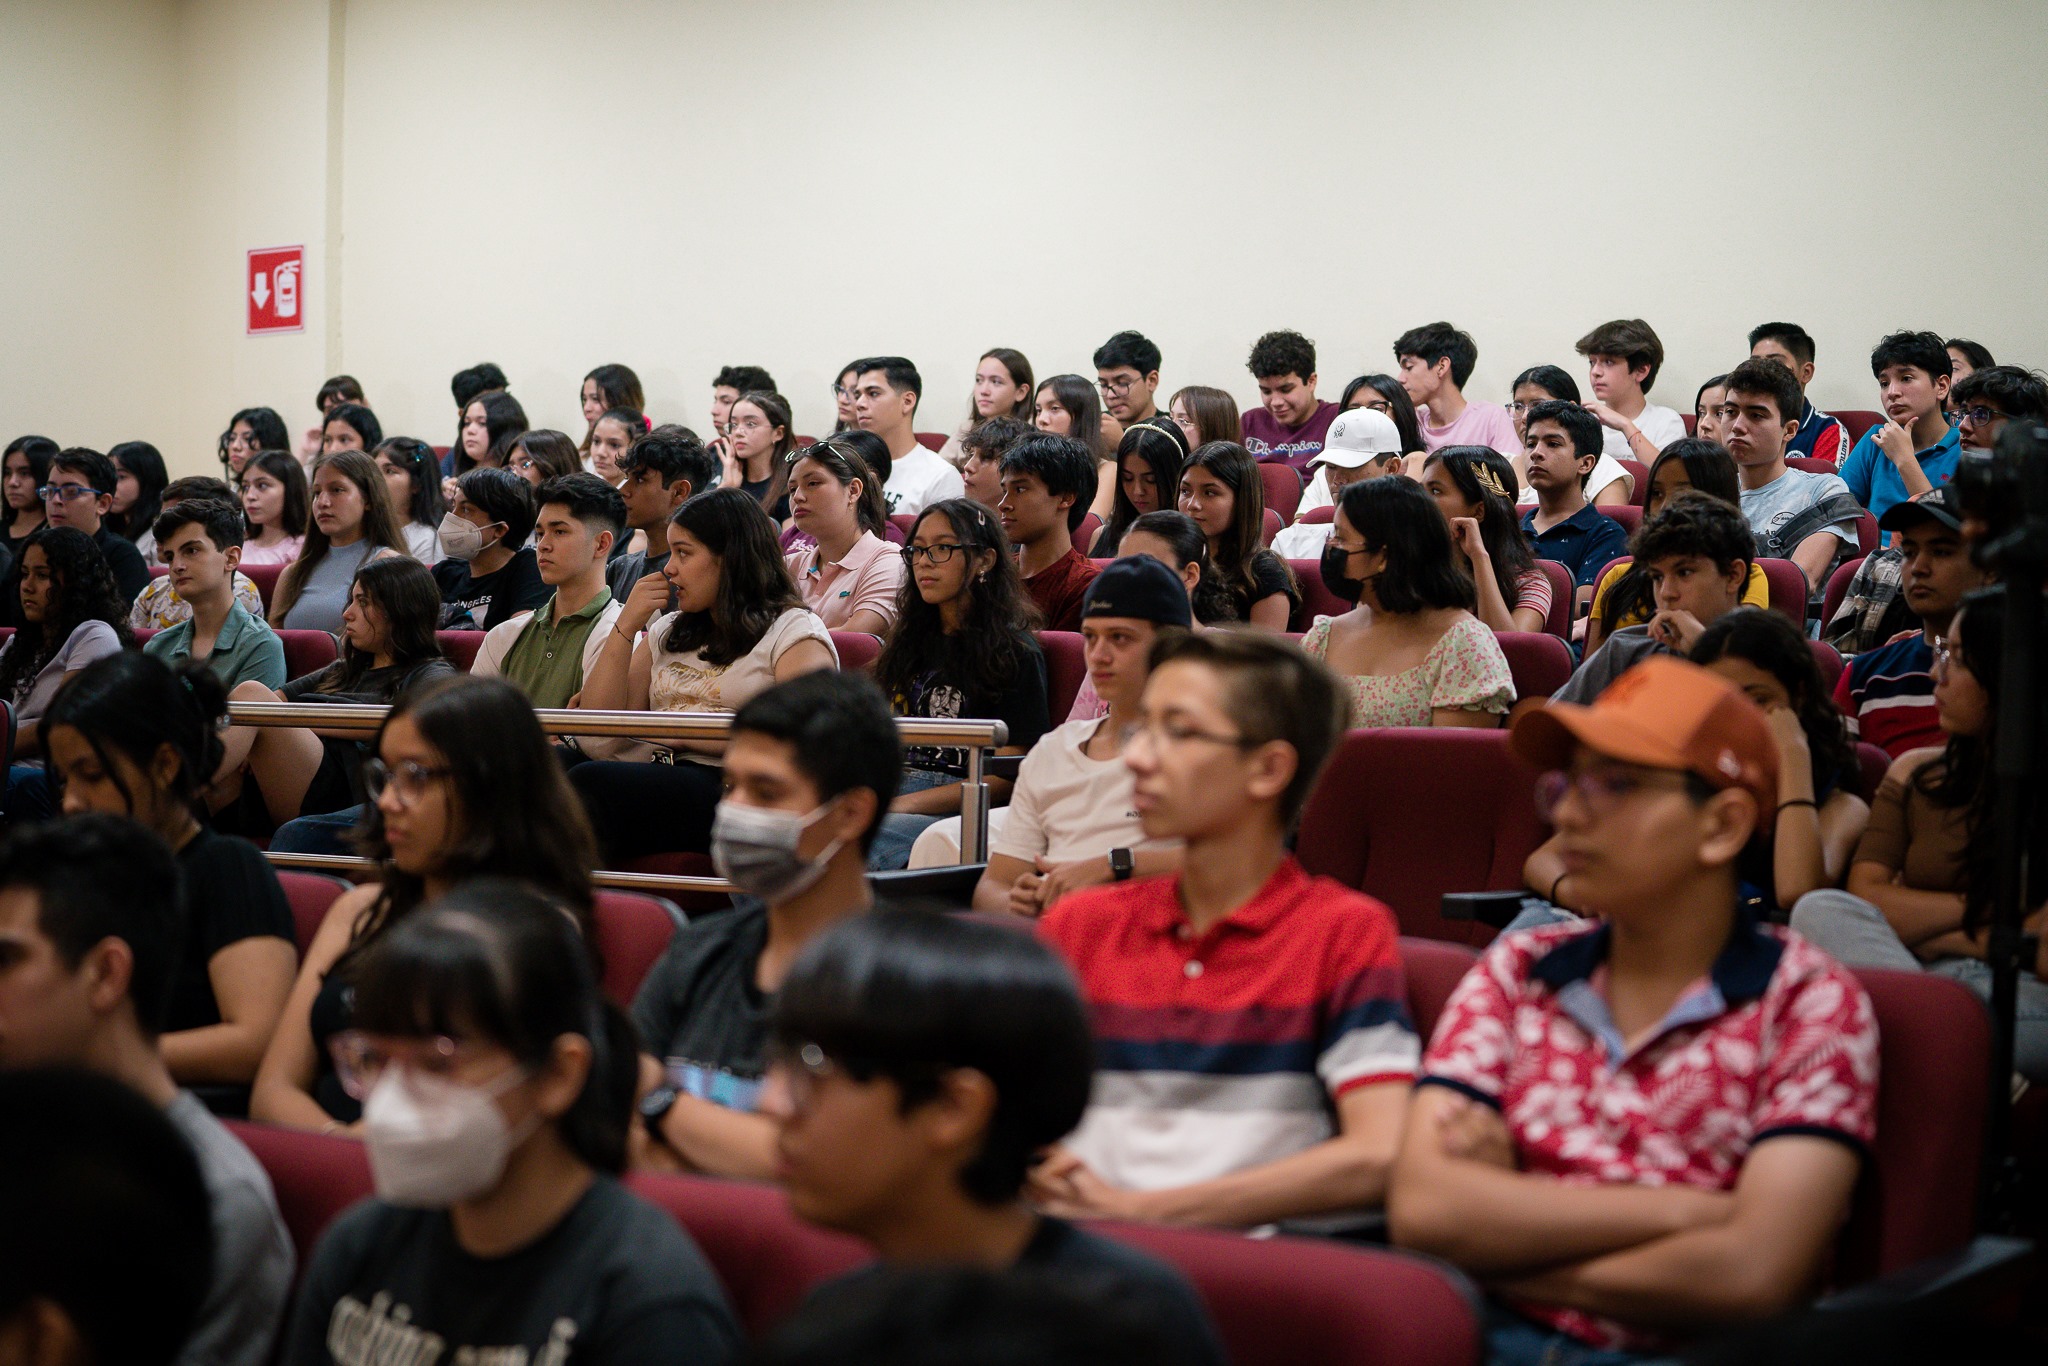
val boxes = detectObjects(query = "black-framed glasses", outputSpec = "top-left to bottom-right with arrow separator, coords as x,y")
38,484 -> 97,503
901,543 -> 967,566
1097,375 -> 1137,397
1957,405 -> 2007,427
363,758 -> 454,806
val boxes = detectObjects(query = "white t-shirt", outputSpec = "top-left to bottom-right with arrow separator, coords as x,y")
990,717 -> 1171,865
402,521 -> 442,564
1269,519 -> 1333,560
883,445 -> 966,518
1602,402 -> 1687,459
643,606 -> 836,715
1297,467 -> 1334,518
1517,452 -> 1636,506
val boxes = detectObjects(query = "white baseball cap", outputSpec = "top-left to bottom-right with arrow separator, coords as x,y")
1313,409 -> 1403,469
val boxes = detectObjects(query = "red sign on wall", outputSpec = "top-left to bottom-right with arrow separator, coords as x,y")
247,245 -> 305,335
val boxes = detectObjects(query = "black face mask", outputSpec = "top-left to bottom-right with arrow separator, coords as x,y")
1319,540 -> 1363,603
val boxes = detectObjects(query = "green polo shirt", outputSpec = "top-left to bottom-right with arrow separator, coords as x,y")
498,588 -> 611,708
143,602 -> 288,690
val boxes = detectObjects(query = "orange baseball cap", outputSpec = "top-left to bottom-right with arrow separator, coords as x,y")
1511,656 -> 1780,827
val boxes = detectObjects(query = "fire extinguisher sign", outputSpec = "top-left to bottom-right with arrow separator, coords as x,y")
247,246 -> 305,335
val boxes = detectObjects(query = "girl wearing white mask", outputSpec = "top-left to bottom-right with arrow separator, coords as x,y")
252,677 -> 598,1131
285,881 -> 742,1366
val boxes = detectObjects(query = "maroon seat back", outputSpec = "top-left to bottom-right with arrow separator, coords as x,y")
1074,512 -> 1102,555
1602,504 -> 1642,540
436,630 -> 485,671
1533,560 -> 1573,639
1037,631 -> 1086,721
277,870 -> 353,954
590,889 -> 684,1006
1822,555 -> 1865,628
1835,968 -> 1989,1286
1296,729 -> 1544,944
244,561 -> 285,612
226,1122 -> 372,1272
1806,638 -> 1844,693
886,513 -> 916,541
881,519 -> 905,545
1851,511 -> 1880,557
1286,559 -> 1353,631
1616,458 -> 1650,505
1300,504 -> 1335,525
829,631 -> 882,674
1494,632 -> 1572,705
1836,409 -> 1885,445
1788,456 -> 1839,476
1260,507 -> 1282,548
279,630 -> 340,680
1757,558 -> 1810,621
913,431 -> 947,452
1682,412 -> 1698,436
621,852 -> 731,916
1854,742 -> 1891,802
1400,937 -> 1479,1044
1257,463 -> 1304,523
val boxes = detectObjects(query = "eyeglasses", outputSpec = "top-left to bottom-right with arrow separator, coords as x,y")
223,431 -> 260,449
1097,376 -> 1137,397
1957,405 -> 2007,428
38,484 -> 97,503
1534,767 -> 1695,822
901,543 -> 967,566
509,456 -> 539,473
1327,538 -> 1367,556
766,1041 -> 842,1114
363,757 -> 454,806
832,384 -> 855,400
328,1032 -> 462,1101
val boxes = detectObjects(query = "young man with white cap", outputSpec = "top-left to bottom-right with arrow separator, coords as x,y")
1389,655 -> 1879,1361
1272,408 -> 1406,559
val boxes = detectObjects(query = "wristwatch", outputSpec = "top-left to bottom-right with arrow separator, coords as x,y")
1109,847 -> 1135,882
639,1084 -> 680,1134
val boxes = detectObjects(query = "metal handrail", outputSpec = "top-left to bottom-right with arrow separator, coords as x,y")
265,850 -> 734,896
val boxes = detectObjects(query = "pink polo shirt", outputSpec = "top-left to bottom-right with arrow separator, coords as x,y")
785,530 -> 905,632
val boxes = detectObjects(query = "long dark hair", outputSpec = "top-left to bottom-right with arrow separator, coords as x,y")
1423,446 -> 1537,610
1600,438 -> 1745,631
270,450 -> 409,624
579,363 -> 645,456
352,879 -> 635,1173
963,349 -> 1036,429
1337,476 -> 1477,614
1035,375 -> 1107,463
242,450 -> 310,539
0,527 -> 135,704
323,403 -> 383,453
457,390 -> 530,474
510,429 -> 582,486
1181,441 -> 1275,608
42,652 -> 228,823
1168,386 -> 1241,446
659,488 -> 805,667
1691,607 -> 1858,798
217,407 -> 290,474
1341,374 -> 1426,454
792,438 -> 888,537
107,442 -> 169,545
320,556 -> 445,695
1100,417 -> 1189,555
371,437 -> 446,528
732,390 -> 797,513
1121,509 -> 1232,624
345,676 -> 597,974
877,499 -> 1038,707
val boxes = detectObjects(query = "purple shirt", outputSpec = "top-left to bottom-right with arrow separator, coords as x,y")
1241,401 -> 1340,472
1418,400 -> 1522,458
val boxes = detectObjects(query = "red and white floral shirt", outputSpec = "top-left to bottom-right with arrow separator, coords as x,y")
1420,915 -> 1879,1351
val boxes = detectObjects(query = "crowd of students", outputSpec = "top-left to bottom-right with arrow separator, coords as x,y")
2,314 -> 2044,1366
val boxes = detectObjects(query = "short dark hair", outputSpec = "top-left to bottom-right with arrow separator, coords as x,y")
1337,476 -> 1477,615
1946,338 -> 1995,371
998,433 -> 1099,533
0,816 -> 182,1036
1633,489 -> 1757,578
1393,321 -> 1478,388
1511,364 -> 1580,404
958,415 -> 1035,464
1524,399 -> 1603,459
1248,329 -> 1316,381
1575,318 -> 1666,392
732,671 -> 902,852
1092,330 -> 1161,376
0,1068 -> 215,1366
535,472 -> 626,543
152,496 -> 245,553
617,422 -> 716,496
50,447 -> 116,496
1722,357 -> 1804,425
455,465 -> 537,547
714,364 -> 777,394
1148,629 -> 1348,827
773,909 -> 1092,1203
1951,365 -> 2048,421
316,374 -> 365,408
1645,437 -> 1743,509
856,357 -> 923,405
162,475 -> 233,506
324,402 -> 384,451
1747,321 -> 1816,367
452,363 -> 508,409
1869,330 -> 1951,381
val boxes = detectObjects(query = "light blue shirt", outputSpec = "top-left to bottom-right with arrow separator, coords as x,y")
1839,422 -> 1960,534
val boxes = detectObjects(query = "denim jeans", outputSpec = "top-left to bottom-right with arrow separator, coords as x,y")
270,805 -> 367,857
1485,1305 -> 1655,1366
866,768 -> 956,871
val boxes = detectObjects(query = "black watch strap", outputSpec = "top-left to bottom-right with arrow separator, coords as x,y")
1110,847 -> 1135,881
639,1084 -> 680,1131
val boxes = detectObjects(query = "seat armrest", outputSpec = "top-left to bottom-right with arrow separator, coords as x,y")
1816,1236 -> 2034,1314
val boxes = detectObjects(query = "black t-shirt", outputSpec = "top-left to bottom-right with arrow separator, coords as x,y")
1017,1218 -> 1228,1366
898,637 -> 1050,776
280,657 -> 457,705
164,829 -> 296,1035
283,1176 -> 740,1366
94,525 -> 152,606
1207,549 -> 1299,623
631,906 -> 775,1114
433,548 -> 548,630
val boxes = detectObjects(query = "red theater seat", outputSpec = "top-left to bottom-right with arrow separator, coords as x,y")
225,1122 -> 371,1273
1495,632 -> 1572,713
1532,560 -> 1573,639
1075,512 -> 1102,554
1296,729 -> 1545,944
1758,558 -> 1811,619
622,853 -> 731,916
1038,630 -> 1085,721
436,630 -> 485,672
1616,458 -> 1650,506
1820,556 -> 1864,632
1851,511 -> 1880,556
1601,504 -> 1642,540
244,561 -> 285,612
1261,507 -> 1282,548
277,870 -> 352,954
913,431 -> 947,452
1789,456 -> 1838,476
1300,504 -> 1335,525
1854,742 -> 1890,802
1400,937 -> 1478,1044
1287,559 -> 1352,631
279,630 -> 340,680
590,889 -> 685,1006
1258,462 -> 1304,523
830,631 -> 882,674
1836,409 -> 1885,446
1807,638 -> 1844,693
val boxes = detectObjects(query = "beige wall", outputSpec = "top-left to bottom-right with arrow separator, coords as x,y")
7,0 -> 2048,473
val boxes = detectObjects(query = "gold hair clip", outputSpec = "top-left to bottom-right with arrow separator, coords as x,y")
1470,463 -> 1510,501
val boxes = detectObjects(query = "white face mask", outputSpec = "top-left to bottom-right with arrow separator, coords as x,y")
437,510 -> 499,562
710,799 -> 845,904
361,1064 -> 536,1208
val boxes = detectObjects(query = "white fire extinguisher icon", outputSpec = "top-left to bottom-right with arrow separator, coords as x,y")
274,262 -> 300,319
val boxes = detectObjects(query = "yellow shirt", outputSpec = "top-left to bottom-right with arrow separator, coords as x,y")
1590,560 -> 1769,630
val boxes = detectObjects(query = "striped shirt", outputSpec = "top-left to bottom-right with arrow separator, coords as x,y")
1038,858 -> 1416,1192
1833,630 -> 1940,758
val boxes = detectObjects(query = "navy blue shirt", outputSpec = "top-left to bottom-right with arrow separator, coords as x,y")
1519,503 -> 1630,590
